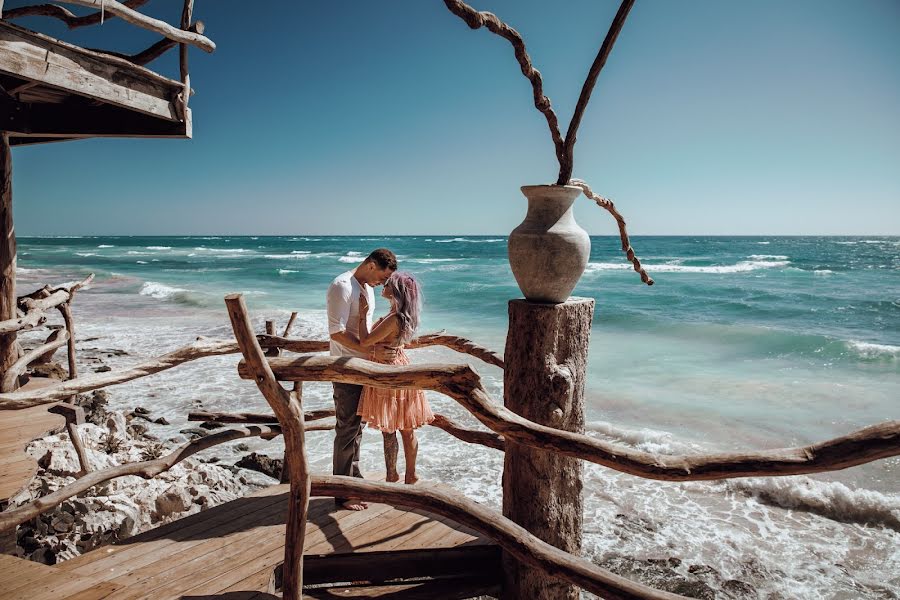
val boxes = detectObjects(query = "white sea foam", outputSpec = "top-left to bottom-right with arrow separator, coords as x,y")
407,258 -> 465,264
136,261 -> 148,265
346,251 -> 363,257
139,281 -> 189,300
586,420 -> 703,455
75,252 -> 97,257
749,254 -> 789,260
291,250 -> 311,255
584,259 -> 790,274
145,246 -> 172,250
728,476 -> 900,530
263,252 -> 332,260
194,247 -> 250,253
338,256 -> 360,263
433,237 -> 504,243
847,341 -> 900,359
97,244 -> 115,248
813,269 -> 834,276
835,241 -> 858,245
278,269 -> 299,275
757,241 -> 770,244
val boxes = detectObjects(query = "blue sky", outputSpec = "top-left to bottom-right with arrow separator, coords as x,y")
7,0 -> 900,235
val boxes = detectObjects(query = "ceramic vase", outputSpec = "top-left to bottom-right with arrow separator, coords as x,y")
507,184 -> 590,303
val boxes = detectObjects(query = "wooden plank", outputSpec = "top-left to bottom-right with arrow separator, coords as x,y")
0,23 -> 179,120
187,504 -> 391,594
60,488 -> 294,577
302,545 -> 501,586
302,576 -> 500,600
7,102 -> 191,141
60,582 -> 124,600
0,554 -> 121,599
0,403 -> 66,499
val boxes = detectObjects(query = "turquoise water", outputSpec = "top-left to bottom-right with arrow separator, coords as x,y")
15,235 -> 900,598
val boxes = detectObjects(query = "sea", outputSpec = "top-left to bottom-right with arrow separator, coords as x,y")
15,235 -> 900,599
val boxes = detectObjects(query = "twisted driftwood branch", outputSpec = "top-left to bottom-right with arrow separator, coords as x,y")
558,0 -> 636,184
1,329 -> 68,392
0,337 -> 237,409
89,21 -> 205,66
571,179 -> 653,286
0,424 -> 281,533
406,332 -> 504,369
187,408 -> 335,424
2,0 -> 148,28
241,355 -> 900,481
443,0 -> 565,166
0,274 -> 94,335
431,413 -> 505,451
226,293 -> 310,600
312,474 -> 686,600
51,0 -> 215,52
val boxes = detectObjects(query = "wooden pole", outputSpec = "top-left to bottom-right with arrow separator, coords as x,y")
0,132 -> 16,391
502,297 -> 594,600
225,294 -> 309,600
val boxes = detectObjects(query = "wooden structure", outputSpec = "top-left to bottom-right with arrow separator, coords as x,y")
0,484 -> 498,599
0,0 -> 215,398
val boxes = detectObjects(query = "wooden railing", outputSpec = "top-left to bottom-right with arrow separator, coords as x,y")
1,291 -> 897,599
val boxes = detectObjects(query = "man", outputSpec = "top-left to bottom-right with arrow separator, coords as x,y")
326,248 -> 397,510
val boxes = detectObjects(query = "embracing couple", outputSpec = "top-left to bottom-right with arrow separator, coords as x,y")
326,248 -> 434,511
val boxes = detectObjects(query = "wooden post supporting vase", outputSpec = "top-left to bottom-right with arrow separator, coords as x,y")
502,297 -> 594,600
507,184 -> 590,303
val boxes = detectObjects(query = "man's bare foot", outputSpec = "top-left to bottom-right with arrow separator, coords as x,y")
386,471 -> 400,483
404,474 -> 419,485
340,499 -> 368,511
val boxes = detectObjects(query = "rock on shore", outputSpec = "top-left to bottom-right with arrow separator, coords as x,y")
8,409 -> 272,564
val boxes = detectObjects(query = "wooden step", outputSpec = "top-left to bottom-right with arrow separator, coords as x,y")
302,576 -> 500,599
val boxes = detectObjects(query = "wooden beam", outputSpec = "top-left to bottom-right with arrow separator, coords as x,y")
0,21 -> 182,121
3,0 -> 150,29
55,0 -> 215,53
0,133 -> 15,387
5,101 -> 190,140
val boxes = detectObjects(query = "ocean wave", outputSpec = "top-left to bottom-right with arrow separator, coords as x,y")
145,246 -> 172,250
278,269 -> 299,275
847,341 -> 900,360
728,476 -> 900,530
194,247 -> 250,253
407,258 -> 465,264
136,260 -> 148,265
584,259 -> 790,274
338,256 -> 360,263
586,420 -> 702,455
433,237 -> 504,243
139,281 -> 189,300
813,269 -> 834,276
97,244 -> 115,248
756,241 -> 770,245
263,252 -> 332,260
75,252 -> 97,257
346,251 -> 364,256
748,254 -> 789,260
291,250 -> 311,255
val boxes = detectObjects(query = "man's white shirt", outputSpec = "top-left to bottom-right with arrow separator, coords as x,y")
326,270 -> 375,358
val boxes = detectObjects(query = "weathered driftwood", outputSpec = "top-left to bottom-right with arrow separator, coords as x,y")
1,329 -> 69,392
558,0 -> 635,184
0,337 -> 237,409
0,310 -> 46,335
442,0 -> 565,166
0,133 -> 15,380
0,424 -> 281,533
503,299 -> 592,600
431,413 -> 505,451
180,0 -> 193,84
3,0 -> 149,28
282,311 -> 298,337
572,179 -> 653,286
90,21 -> 205,67
52,0 -> 215,53
187,408 -> 335,424
0,274 -> 95,339
226,294 -> 309,600
311,474 -> 687,600
406,332 -> 504,369
239,355 -> 900,481
58,301 -> 77,379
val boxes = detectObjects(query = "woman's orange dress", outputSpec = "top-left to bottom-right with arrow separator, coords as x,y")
357,344 -> 434,434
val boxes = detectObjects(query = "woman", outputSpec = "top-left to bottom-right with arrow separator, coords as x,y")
356,271 -> 433,484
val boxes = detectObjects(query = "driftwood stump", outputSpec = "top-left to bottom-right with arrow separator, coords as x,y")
0,133 -> 16,386
502,297 -> 594,600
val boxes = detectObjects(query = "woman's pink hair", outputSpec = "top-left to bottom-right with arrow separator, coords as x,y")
384,271 -> 422,343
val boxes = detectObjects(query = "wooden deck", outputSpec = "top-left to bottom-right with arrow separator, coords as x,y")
2,483 -> 501,599
0,399 -> 66,501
